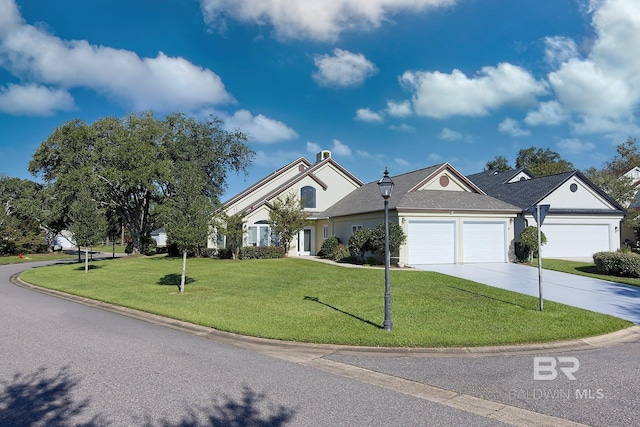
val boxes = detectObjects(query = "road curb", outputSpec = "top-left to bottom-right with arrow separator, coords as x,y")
11,271 -> 640,359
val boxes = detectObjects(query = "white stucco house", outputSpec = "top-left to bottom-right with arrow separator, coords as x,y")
212,154 -> 626,264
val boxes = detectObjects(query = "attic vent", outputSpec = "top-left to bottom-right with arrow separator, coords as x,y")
492,171 -> 499,175
298,164 -> 306,172
316,150 -> 331,163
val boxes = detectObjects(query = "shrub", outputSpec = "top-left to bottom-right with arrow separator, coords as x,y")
333,244 -> 352,262
348,228 -> 375,263
318,235 -> 339,259
365,256 -> 381,266
517,226 -> 547,263
240,246 -> 285,259
372,222 -> 407,255
593,251 -> 640,278
216,247 -> 233,259
200,248 -> 217,258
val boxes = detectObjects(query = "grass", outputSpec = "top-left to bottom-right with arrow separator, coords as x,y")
538,258 -> 640,287
0,252 -> 78,265
20,257 -> 631,348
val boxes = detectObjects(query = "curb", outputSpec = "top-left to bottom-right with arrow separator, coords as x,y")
11,271 -> 640,359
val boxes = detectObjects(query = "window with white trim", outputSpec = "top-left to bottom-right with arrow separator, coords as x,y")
351,225 -> 363,234
323,225 -> 328,239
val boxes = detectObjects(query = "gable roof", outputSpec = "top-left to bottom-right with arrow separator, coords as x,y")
322,163 -> 520,217
467,168 -> 627,213
224,155 -> 364,215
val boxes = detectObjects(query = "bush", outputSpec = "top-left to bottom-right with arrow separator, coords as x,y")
216,247 -> 233,259
333,244 -> 352,262
200,248 -> 217,258
240,246 -> 285,259
318,235 -> 339,259
593,251 -> 640,278
517,226 -> 546,263
365,256 -> 381,266
348,228 -> 375,263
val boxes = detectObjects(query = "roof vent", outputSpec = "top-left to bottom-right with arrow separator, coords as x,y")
316,150 -> 331,163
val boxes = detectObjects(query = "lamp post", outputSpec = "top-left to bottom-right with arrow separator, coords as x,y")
377,168 -> 395,331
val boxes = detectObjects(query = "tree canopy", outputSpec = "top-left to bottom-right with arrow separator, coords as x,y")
484,147 -> 574,177
268,192 -> 309,256
29,112 -> 254,255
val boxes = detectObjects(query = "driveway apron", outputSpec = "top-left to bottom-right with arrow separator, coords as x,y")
414,262 -> 640,324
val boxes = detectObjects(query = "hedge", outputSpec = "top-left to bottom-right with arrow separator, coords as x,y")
593,251 -> 640,278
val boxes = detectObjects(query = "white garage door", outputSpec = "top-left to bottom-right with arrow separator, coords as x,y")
541,224 -> 610,258
463,221 -> 507,263
408,220 -> 456,264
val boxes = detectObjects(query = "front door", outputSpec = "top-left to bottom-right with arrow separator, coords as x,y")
298,228 -> 313,256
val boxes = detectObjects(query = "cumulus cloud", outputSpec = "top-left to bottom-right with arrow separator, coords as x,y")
524,101 -> 568,126
331,139 -> 352,156
544,36 -> 579,67
306,141 -> 322,153
400,63 -> 547,118
498,118 -> 531,137
222,109 -> 298,143
0,83 -> 75,116
199,0 -> 457,42
386,100 -> 412,117
395,158 -> 410,167
312,49 -> 377,87
556,137 -> 595,155
439,127 -> 462,140
354,108 -> 384,123
0,0 -> 233,115
546,0 -> 640,133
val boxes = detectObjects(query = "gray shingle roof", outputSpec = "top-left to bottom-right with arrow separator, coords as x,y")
467,168 -> 626,213
322,164 -> 520,217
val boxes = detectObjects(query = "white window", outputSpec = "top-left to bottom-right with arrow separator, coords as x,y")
247,222 -> 271,246
323,225 -> 329,239
351,225 -> 363,234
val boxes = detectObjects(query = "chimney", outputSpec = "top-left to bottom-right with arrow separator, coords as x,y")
316,150 -> 331,163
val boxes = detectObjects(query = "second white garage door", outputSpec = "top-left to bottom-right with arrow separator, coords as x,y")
408,220 -> 456,264
462,221 -> 507,263
541,223 -> 610,258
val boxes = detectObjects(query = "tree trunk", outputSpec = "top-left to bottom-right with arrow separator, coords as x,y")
84,247 -> 89,274
179,250 -> 187,293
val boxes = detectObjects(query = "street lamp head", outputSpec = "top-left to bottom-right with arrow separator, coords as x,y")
378,167 -> 394,200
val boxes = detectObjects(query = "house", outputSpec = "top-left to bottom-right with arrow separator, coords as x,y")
210,151 -> 364,256
467,168 -> 626,259
150,227 -> 167,247
322,163 -> 522,266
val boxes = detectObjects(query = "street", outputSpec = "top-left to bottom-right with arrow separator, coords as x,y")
1,261 -> 638,426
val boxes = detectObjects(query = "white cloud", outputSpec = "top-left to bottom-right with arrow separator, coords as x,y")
312,49 -> 377,88
331,139 -> 352,156
199,0 -> 457,42
306,141 -> 322,153
354,108 -> 384,123
0,0 -> 233,114
556,137 -> 595,155
0,83 -> 75,116
386,100 -> 412,117
524,101 -> 568,126
355,149 -> 373,158
544,36 -> 579,67
394,158 -> 410,167
439,127 -> 462,140
389,123 -> 415,132
401,63 -> 547,118
253,150 -> 304,168
498,118 -> 531,137
546,0 -> 640,133
223,109 -> 298,143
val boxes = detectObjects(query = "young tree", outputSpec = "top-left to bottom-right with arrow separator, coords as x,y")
164,164 -> 215,293
517,226 -> 547,263
214,211 -> 247,260
515,147 -> 574,176
268,192 -> 309,256
372,222 -> 407,256
69,188 -> 108,273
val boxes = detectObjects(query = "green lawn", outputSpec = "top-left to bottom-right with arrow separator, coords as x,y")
540,258 -> 640,287
20,257 -> 631,347
0,252 -> 78,265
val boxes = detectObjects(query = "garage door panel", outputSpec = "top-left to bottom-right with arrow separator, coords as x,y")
463,221 -> 507,263
408,221 -> 456,264
542,224 -> 610,258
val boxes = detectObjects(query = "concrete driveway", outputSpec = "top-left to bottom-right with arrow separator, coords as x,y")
414,262 -> 640,324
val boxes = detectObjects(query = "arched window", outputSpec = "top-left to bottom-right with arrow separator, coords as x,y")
301,186 -> 316,209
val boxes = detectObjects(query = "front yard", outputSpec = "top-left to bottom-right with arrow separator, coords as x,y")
19,256 -> 631,347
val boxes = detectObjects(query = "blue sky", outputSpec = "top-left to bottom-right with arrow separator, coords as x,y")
1,0 -> 639,199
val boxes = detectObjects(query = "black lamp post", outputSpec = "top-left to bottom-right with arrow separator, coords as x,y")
377,168 -> 395,331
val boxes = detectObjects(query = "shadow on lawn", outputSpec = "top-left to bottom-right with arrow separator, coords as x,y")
304,296 -> 383,329
73,264 -> 103,271
447,286 -> 532,310
157,274 -> 195,287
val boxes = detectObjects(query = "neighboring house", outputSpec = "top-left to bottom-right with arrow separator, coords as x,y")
467,168 -> 626,259
211,151 -> 364,256
150,227 -> 167,247
54,230 -> 76,251
322,163 -> 522,266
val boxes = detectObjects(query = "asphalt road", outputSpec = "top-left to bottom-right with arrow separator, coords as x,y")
2,260 -> 639,426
